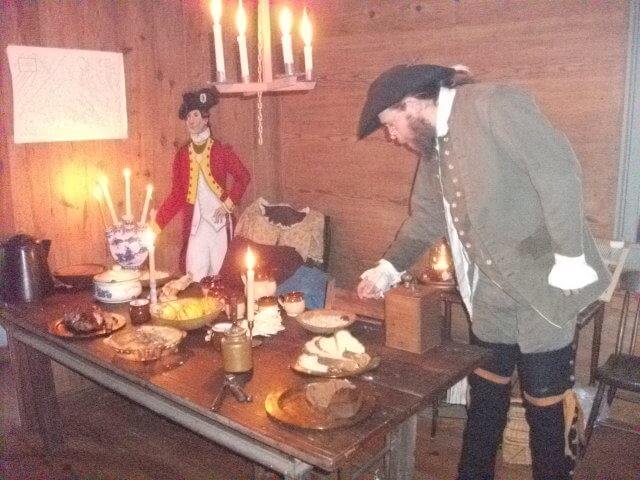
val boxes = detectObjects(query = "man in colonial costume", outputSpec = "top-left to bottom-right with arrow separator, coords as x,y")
356,64 -> 610,480
152,88 -> 250,281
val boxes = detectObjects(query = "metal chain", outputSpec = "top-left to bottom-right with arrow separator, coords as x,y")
256,8 -> 264,146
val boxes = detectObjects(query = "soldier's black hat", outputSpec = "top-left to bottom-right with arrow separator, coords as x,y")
357,64 -> 456,139
178,88 -> 219,120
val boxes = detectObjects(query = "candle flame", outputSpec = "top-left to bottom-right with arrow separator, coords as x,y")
245,247 -> 256,270
279,7 -> 293,35
210,0 -> 222,24
98,175 -> 108,187
236,0 -> 247,35
142,227 -> 156,248
300,7 -> 312,46
146,183 -> 154,194
432,244 -> 450,271
123,167 -> 131,178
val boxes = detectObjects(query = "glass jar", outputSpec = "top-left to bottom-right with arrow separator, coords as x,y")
221,323 -> 252,373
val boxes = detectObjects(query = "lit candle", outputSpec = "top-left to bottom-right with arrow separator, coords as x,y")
432,244 -> 452,281
140,183 -> 153,225
300,7 -> 313,80
99,176 -> 120,226
245,247 -> 256,324
123,167 -> 132,220
236,0 -> 250,83
143,227 -> 158,305
92,185 -> 108,229
279,7 -> 294,76
210,0 -> 226,83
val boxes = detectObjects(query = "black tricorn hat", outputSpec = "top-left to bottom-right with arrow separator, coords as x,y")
357,64 -> 456,139
178,88 -> 219,120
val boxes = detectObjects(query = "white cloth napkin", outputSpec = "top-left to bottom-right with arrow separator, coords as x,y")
239,309 -> 285,337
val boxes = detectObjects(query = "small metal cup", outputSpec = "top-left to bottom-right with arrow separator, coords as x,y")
129,298 -> 151,325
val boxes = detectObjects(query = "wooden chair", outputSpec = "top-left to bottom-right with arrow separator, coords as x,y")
584,269 -> 640,444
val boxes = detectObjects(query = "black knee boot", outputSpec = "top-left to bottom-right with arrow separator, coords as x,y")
457,374 -> 511,480
525,400 -> 572,480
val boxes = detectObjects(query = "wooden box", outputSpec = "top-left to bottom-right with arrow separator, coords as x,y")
384,284 -> 442,354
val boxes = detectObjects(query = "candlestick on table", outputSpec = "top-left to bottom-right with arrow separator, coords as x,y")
300,8 -> 313,80
123,167 -> 132,220
140,183 -> 153,225
210,0 -> 226,83
245,247 -> 261,346
143,228 -> 158,305
236,0 -> 250,83
99,176 -> 120,226
279,7 -> 294,76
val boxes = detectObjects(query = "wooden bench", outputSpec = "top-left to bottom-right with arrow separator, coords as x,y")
574,424 -> 640,479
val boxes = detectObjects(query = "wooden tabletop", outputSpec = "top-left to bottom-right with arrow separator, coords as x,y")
1,290 -> 487,472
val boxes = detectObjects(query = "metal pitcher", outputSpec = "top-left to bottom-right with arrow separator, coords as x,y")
0,234 -> 55,303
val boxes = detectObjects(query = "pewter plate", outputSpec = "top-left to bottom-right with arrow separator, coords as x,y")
265,384 -> 376,430
48,313 -> 126,339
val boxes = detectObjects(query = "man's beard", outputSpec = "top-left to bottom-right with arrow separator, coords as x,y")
407,116 -> 437,158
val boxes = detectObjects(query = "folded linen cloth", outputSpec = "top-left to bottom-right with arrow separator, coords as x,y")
239,309 -> 285,337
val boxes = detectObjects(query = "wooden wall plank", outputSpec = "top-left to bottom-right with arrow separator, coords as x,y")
280,1 -> 629,286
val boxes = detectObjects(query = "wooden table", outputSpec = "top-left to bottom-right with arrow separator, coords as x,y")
1,291 -> 487,479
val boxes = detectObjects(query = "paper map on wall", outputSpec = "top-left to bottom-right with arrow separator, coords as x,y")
6,45 -> 128,144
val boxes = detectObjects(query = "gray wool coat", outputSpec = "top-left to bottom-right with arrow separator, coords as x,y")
384,83 -> 610,328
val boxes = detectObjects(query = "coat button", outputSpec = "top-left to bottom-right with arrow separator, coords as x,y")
452,178 -> 458,184
455,191 -> 462,197
443,136 -> 449,143
444,150 -> 450,156
570,375 -> 575,382
465,242 -> 471,249
486,259 -> 492,265
448,164 -> 454,170
451,202 -> 457,208
454,217 -> 459,223
459,230 -> 465,237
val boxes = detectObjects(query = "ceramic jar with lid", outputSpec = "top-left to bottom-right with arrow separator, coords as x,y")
221,323 -> 252,373
93,265 -> 142,304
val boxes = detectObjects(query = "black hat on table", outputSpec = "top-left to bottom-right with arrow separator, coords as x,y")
357,64 -> 456,139
178,88 -> 219,120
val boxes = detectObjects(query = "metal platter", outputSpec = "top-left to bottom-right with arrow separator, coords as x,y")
291,355 -> 380,379
48,313 -> 126,338
265,383 -> 376,430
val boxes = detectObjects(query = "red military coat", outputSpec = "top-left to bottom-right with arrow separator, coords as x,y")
155,139 -> 250,267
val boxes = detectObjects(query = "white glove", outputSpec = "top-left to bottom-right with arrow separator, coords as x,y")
548,253 -> 598,291
359,259 -> 402,298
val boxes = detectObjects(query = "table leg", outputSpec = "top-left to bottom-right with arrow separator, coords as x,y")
590,303 -> 605,386
385,414 -> 417,480
7,332 -> 64,454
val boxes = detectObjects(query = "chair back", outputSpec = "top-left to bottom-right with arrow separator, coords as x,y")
615,271 -> 640,356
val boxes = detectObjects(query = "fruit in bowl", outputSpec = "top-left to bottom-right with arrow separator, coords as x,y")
150,297 -> 223,330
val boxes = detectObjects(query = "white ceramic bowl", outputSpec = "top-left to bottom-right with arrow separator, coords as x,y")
93,266 -> 142,304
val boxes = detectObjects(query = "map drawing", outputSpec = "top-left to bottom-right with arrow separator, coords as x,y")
7,45 -> 128,144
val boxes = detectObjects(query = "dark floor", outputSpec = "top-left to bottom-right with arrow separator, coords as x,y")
1,357 -> 637,480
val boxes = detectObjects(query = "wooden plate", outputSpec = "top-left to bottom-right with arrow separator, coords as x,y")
265,384 -> 376,430
53,263 -> 106,290
48,312 -> 126,338
291,355 -> 380,378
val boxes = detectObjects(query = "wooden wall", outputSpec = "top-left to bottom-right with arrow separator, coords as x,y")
280,1 -> 631,286
0,0 -> 280,273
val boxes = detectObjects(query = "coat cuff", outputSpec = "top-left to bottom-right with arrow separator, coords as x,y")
548,253 -> 598,290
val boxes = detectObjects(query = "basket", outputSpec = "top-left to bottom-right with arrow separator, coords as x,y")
502,399 -> 532,465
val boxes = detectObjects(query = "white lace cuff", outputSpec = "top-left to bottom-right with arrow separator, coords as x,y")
360,259 -> 403,298
548,253 -> 598,290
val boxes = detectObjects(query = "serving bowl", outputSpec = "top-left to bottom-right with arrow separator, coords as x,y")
294,309 -> 357,335
150,297 -> 224,330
